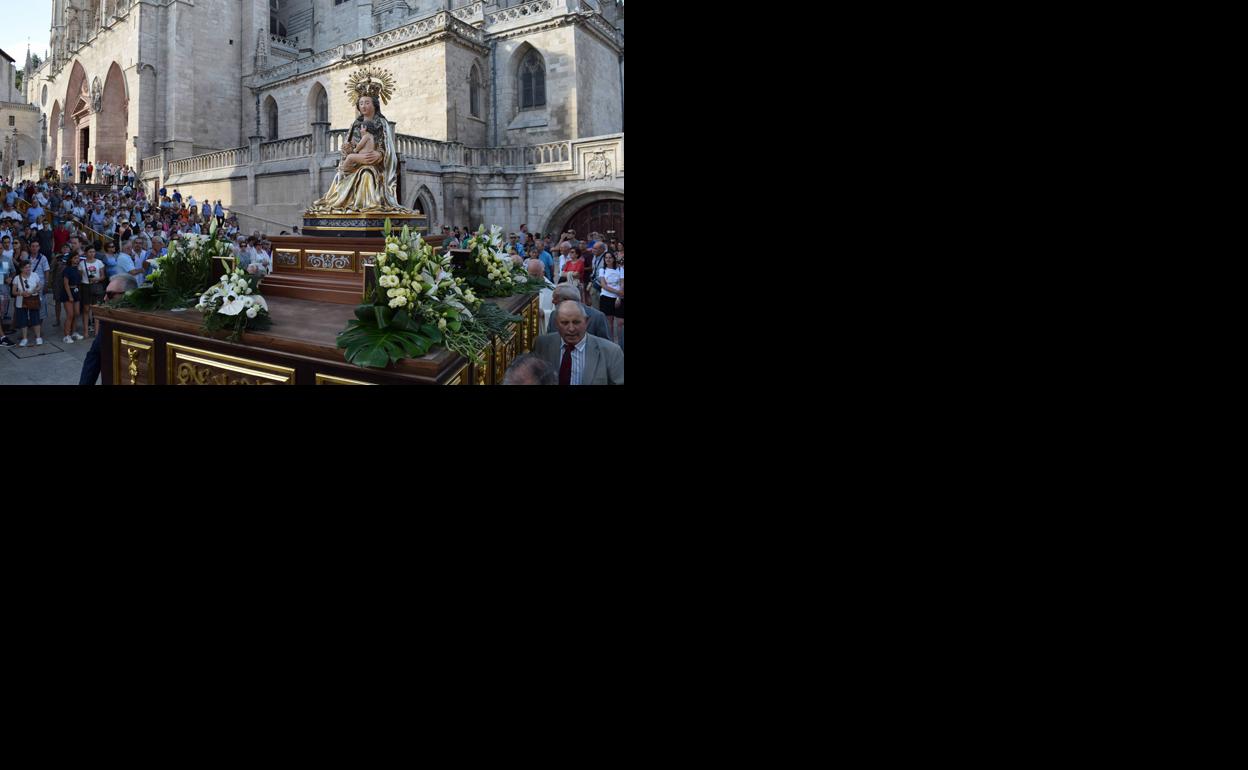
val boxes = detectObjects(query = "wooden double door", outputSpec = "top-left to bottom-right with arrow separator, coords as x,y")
564,199 -> 624,243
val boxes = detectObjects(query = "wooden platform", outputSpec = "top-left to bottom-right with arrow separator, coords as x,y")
261,234 -> 446,306
92,292 -> 541,385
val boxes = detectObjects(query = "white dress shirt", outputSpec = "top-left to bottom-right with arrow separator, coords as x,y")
561,336 -> 588,385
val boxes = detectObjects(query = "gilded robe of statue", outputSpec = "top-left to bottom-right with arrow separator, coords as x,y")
307,113 -> 412,215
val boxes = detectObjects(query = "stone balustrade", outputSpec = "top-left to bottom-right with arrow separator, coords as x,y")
487,0 -> 557,27
166,146 -> 250,176
161,133 -> 620,179
260,135 -> 313,162
327,129 -> 349,154
451,2 -> 485,25
395,134 -> 443,162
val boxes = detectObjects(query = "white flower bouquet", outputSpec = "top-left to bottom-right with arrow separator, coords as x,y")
196,267 -> 271,342
337,219 -> 493,369
460,224 -> 542,297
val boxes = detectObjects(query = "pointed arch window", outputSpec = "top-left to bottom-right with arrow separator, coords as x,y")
470,64 -> 482,118
315,86 -> 328,124
519,50 -> 545,110
266,97 -> 279,140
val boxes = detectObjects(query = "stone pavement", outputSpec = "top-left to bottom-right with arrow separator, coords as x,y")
0,303 -> 98,386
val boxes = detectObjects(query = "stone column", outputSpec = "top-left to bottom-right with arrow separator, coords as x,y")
159,142 -> 172,187
310,121 -> 330,204
248,134 -> 264,205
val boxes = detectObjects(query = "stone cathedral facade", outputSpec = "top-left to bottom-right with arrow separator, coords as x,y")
24,0 -> 624,238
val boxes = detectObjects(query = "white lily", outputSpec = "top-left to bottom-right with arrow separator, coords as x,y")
219,293 -> 247,316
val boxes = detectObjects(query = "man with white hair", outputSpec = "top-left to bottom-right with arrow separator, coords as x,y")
502,354 -> 556,385
526,258 -> 555,330
532,301 -> 624,385
546,283 -> 609,340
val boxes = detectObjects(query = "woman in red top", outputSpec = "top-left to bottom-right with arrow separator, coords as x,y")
560,247 -> 585,290
53,221 -> 71,254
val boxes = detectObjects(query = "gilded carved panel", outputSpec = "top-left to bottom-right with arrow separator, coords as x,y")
167,344 -> 295,385
303,250 -> 355,272
112,331 -> 155,385
275,249 -> 300,267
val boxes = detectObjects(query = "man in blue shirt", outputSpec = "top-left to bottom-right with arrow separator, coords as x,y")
214,201 -> 225,226
27,203 -> 44,226
537,242 -> 554,282
172,189 -> 182,205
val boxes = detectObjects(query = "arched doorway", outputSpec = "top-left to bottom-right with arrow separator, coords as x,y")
410,185 -> 437,229
63,61 -> 87,170
564,199 -> 624,242
96,62 -> 128,167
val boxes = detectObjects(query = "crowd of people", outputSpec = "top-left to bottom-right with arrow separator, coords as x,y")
450,224 -> 624,386
59,160 -> 138,187
1,172 -> 623,385
440,223 -> 625,348
0,174 -> 273,353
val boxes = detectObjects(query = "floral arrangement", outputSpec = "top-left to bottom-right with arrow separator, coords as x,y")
460,225 -> 543,297
112,218 -> 232,311
196,267 -> 272,342
338,219 -> 500,369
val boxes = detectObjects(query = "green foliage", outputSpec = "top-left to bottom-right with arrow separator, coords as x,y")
337,304 -> 442,369
111,231 -> 220,311
475,302 -> 523,337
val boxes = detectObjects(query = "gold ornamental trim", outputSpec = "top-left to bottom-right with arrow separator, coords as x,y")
446,363 -> 468,387
302,225 -> 400,231
315,373 -> 376,385
303,212 -> 427,220
112,331 -> 155,386
167,343 -> 295,385
303,249 -> 357,273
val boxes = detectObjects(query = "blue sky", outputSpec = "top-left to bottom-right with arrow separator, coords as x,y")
1,1 -> 52,74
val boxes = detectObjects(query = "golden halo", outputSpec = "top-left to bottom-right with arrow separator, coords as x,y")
346,66 -> 396,108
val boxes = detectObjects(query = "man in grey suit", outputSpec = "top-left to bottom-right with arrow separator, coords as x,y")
533,301 -> 624,385
546,284 -> 609,339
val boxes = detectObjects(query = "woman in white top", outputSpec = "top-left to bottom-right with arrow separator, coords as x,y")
597,251 -> 624,343
13,260 -> 43,346
80,247 -> 108,336
27,249 -> 50,325
249,241 -> 274,276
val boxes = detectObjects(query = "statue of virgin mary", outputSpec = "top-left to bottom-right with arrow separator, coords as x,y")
307,67 -> 413,216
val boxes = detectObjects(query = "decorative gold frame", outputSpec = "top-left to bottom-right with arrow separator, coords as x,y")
112,331 -> 155,385
315,373 -> 376,385
302,249 -> 357,272
167,343 -> 295,385
446,364 -> 468,387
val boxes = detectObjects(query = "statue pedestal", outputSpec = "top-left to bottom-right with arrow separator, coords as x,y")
92,292 -> 542,386
263,233 -> 446,305
302,212 -> 427,238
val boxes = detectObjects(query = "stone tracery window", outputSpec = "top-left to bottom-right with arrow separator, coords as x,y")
265,96 -> 279,140
519,50 -> 545,110
470,64 -> 482,118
